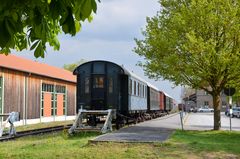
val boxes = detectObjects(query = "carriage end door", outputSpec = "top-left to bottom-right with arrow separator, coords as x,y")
92,75 -> 106,110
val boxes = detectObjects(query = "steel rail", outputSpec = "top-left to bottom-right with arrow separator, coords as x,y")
0,124 -> 72,142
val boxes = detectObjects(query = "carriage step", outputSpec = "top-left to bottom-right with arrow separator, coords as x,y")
69,109 -> 113,134
75,127 -> 101,132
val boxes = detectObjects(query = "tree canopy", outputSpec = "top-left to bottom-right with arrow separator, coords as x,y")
134,0 -> 240,130
63,59 -> 87,72
0,0 -> 98,58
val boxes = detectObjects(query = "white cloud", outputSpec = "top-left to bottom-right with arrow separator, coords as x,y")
14,0 -> 181,103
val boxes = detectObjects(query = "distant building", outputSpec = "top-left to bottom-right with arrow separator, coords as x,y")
182,88 -> 227,111
0,54 -> 76,125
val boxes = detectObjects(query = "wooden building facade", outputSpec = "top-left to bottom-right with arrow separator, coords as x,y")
0,54 -> 76,125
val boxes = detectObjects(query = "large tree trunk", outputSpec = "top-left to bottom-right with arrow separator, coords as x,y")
213,93 -> 221,130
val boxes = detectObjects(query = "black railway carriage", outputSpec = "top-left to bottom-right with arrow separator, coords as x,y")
73,61 -> 129,115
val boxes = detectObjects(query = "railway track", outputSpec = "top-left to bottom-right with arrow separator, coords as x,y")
0,124 -> 72,142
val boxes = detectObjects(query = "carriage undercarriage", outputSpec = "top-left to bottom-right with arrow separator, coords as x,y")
68,109 -> 168,134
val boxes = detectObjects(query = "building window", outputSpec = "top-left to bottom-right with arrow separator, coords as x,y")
56,85 -> 65,93
108,77 -> 113,93
93,77 -> 104,88
204,101 -> 209,106
51,93 -> 57,116
63,94 -> 66,115
204,91 -> 209,95
42,83 -> 54,92
85,77 -> 89,93
41,83 -> 67,116
129,79 -> 132,95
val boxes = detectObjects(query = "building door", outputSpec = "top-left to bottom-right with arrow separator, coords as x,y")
92,75 -> 105,110
0,77 -> 2,114
57,94 -> 64,116
43,92 -> 52,117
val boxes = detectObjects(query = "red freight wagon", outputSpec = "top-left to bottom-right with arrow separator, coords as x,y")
159,91 -> 165,111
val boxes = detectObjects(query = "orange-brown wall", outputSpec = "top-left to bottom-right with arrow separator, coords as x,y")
3,69 -> 25,117
0,68 -> 76,120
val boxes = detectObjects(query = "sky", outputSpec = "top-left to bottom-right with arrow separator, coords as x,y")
14,0 -> 182,103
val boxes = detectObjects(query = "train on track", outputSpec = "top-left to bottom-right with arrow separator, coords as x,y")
73,60 -> 174,129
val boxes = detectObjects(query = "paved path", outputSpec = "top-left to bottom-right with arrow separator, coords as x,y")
184,112 -> 240,131
92,113 -> 182,143
91,112 -> 240,143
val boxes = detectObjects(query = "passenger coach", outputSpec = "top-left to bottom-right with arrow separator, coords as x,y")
73,60 -> 172,126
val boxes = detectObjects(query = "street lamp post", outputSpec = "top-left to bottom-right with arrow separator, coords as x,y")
223,87 -> 235,131
229,96 -> 232,131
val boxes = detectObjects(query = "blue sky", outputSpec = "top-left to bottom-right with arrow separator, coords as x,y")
14,0 -> 182,102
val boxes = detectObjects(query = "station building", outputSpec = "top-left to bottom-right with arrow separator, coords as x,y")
0,54 -> 76,125
182,88 -> 228,111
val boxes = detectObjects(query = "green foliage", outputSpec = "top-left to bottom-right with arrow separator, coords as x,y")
135,0 -> 240,130
135,0 -> 240,94
0,130 -> 239,158
0,0 -> 99,58
63,59 -> 87,72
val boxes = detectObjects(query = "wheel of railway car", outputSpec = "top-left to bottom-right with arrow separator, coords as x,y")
133,119 -> 137,124
87,115 -> 97,126
140,117 -> 143,122
116,116 -> 126,129
136,117 -> 141,123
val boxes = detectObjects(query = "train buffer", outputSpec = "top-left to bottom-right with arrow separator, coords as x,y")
0,112 -> 20,137
68,109 -> 113,134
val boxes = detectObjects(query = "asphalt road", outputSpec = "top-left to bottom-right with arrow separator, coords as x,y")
184,112 -> 240,131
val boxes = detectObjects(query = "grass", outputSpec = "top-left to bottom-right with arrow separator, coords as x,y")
0,130 -> 240,159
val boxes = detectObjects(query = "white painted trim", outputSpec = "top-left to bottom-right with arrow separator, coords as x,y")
4,116 -> 76,127
2,73 -> 4,115
23,76 -> 26,125
65,85 -> 68,121
40,80 -> 42,122
25,77 -> 28,125
74,86 -> 76,114
53,82 -> 56,121
0,72 -> 4,125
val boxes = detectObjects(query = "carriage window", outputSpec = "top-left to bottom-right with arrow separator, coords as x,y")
108,77 -> 113,93
85,77 -> 90,93
145,86 -> 147,98
93,63 -> 105,74
134,81 -> 136,95
138,83 -> 140,96
129,79 -> 132,95
139,84 -> 142,97
94,77 -> 104,88
142,85 -> 144,97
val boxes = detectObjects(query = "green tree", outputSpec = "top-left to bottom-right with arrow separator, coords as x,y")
63,59 -> 87,72
134,0 -> 240,130
0,0 -> 98,58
